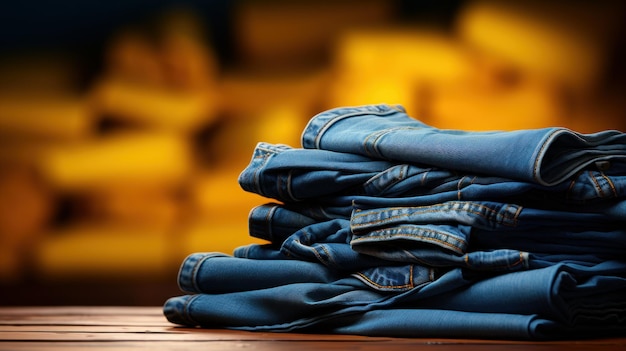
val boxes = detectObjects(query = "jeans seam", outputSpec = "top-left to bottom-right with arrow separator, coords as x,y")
251,152 -> 271,196
353,271 -> 414,290
351,202 -> 519,230
532,128 -> 566,185
264,205 -> 277,243
420,168 -> 430,186
277,173 -> 292,202
183,295 -> 201,326
462,251 -> 528,270
351,226 -> 466,254
286,170 -> 297,201
363,127 -> 424,160
309,106 -> 399,148
457,176 -> 467,200
591,171 -> 618,198
363,129 -> 389,159
191,255 -> 210,293
566,176 -> 578,200
283,229 -> 333,266
363,164 -> 409,195
457,176 -> 478,200
317,244 -> 336,268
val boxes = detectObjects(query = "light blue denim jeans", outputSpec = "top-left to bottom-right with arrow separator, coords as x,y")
300,104 -> 626,186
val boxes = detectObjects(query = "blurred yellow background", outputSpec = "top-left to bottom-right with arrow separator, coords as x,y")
1,0 -> 625,305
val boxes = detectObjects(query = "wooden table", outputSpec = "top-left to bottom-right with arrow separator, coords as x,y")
1,306 -> 625,350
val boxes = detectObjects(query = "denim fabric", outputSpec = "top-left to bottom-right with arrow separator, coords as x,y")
325,309 -> 549,339
350,200 -> 620,234
238,143 -> 626,269
164,104 -> 626,339
235,242 -> 439,290
406,260 -> 626,321
240,200 -> 625,273
350,200 -> 626,263
176,252 -> 344,294
246,203 -> 318,244
183,251 -> 436,294
238,142 -> 394,202
330,261 -> 626,339
164,256 -> 468,330
327,309 -> 626,339
301,104 -> 626,186
164,259 -> 626,339
242,204 -> 395,272
241,142 -> 626,204
240,202 -> 531,273
238,142 -> 626,222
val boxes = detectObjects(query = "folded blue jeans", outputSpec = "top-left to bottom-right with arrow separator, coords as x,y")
241,142 -> 626,203
241,201 -> 625,273
238,142 -> 626,222
240,204 -> 532,274
300,104 -> 626,186
164,104 -> 626,339
164,255 -> 626,339
350,200 -> 626,262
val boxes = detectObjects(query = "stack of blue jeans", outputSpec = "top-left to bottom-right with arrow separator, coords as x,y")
164,104 -> 626,339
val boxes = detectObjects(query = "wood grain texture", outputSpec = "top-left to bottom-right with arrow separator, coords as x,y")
1,306 -> 625,350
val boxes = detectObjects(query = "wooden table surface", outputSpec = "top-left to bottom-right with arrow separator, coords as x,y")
1,306 -> 625,350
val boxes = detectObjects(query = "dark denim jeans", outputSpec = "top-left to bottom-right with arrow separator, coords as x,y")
349,200 -> 626,263
238,202 -> 625,277
164,253 -> 626,339
236,138 -> 626,270
239,142 -> 626,221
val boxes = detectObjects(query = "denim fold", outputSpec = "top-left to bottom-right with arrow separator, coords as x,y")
301,104 -> 626,186
165,104 -> 626,339
164,259 -> 626,339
